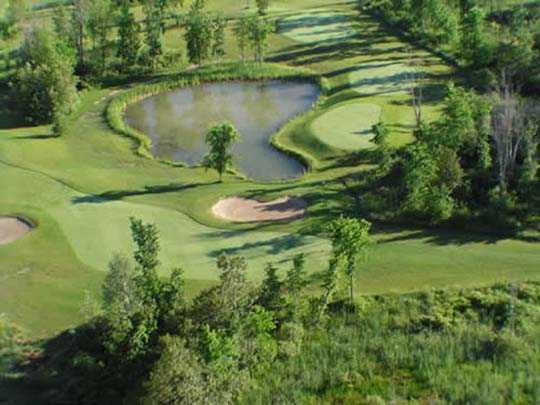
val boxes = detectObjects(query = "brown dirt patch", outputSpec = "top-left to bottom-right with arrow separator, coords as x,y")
0,217 -> 33,245
212,196 -> 307,222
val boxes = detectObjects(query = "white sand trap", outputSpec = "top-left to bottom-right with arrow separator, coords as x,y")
213,196 -> 307,222
0,217 -> 33,245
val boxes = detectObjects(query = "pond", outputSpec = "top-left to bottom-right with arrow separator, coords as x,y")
124,80 -> 320,181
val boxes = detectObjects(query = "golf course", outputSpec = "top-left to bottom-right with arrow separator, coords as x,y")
1,0 -> 539,341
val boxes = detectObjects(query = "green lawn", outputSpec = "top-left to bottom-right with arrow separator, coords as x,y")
0,0 -> 538,337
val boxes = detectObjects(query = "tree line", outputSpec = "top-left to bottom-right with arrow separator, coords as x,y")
5,0 -> 275,134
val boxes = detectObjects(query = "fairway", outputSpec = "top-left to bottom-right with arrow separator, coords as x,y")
0,0 -> 538,338
279,8 -> 356,44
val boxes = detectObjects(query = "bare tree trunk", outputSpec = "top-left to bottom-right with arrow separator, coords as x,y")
407,48 -> 424,128
490,69 -> 535,194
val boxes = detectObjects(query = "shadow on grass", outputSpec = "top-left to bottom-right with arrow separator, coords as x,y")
72,182 -> 215,204
206,232 -> 326,259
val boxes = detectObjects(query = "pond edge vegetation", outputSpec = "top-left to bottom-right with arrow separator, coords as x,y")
106,63 -> 329,177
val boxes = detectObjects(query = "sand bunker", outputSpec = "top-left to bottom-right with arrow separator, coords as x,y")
0,217 -> 33,245
213,196 -> 307,222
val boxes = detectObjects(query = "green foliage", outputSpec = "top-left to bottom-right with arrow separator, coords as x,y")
87,0 -> 113,73
327,217 -> 371,305
246,14 -> 273,63
185,0 -> 212,65
117,4 -> 141,71
143,0 -> 165,69
203,122 -> 241,181
11,26 -> 79,125
234,15 -> 250,62
255,0 -> 270,15
143,335 -> 207,404
258,263 -> 283,313
0,0 -> 28,39
211,15 -> 227,60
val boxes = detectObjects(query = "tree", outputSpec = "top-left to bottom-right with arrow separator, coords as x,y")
101,253 -> 137,314
461,6 -> 492,68
255,0 -> 270,15
144,335 -> 207,404
372,121 -> 390,163
130,216 -> 161,299
258,263 -> 283,313
0,0 -> 28,39
117,3 -> 141,71
234,15 -> 250,62
12,27 -> 79,128
87,0 -> 112,73
211,15 -> 227,61
285,253 -> 307,319
327,217 -> 371,306
490,87 -> 536,194
185,0 -> 212,64
203,122 -> 241,181
247,14 -> 273,63
143,0 -> 164,69
190,255 -> 255,331
71,0 -> 91,70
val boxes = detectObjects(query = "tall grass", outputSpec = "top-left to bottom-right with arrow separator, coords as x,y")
243,282 -> 540,403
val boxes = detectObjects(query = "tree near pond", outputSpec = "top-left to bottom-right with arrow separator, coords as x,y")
234,15 -> 250,62
117,3 -> 141,71
185,0 -> 212,64
327,217 -> 371,306
203,122 -> 241,181
247,15 -> 273,64
87,0 -> 113,73
211,15 -> 227,61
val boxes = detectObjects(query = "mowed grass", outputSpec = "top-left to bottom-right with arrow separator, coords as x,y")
0,0 -> 538,336
311,102 -> 381,150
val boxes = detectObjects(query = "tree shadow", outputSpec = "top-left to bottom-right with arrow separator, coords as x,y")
206,232 -> 323,258
72,182 -> 213,204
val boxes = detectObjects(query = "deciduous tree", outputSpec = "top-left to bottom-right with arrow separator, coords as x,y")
203,122 -> 241,181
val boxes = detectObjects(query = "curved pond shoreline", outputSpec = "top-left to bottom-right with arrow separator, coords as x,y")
124,80 -> 320,182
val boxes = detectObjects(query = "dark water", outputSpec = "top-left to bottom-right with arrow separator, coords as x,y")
124,80 -> 320,181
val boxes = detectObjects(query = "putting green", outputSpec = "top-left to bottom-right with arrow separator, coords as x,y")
278,8 -> 356,44
311,103 -> 382,150
349,61 -> 418,96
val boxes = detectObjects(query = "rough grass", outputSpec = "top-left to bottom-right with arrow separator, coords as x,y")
310,102 -> 382,150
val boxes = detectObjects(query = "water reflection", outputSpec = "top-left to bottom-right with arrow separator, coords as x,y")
125,80 -> 320,181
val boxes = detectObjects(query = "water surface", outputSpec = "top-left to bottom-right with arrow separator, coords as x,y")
125,80 -> 320,181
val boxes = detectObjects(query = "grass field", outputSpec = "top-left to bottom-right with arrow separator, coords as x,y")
0,0 -> 538,337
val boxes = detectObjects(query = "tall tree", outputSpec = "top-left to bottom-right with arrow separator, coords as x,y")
203,122 -> 241,181
87,0 -> 113,73
12,27 -> 79,130
143,0 -> 164,69
185,0 -> 212,64
247,14 -> 272,63
258,263 -> 283,313
211,15 -> 227,61
117,3 -> 141,71
327,217 -> 371,306
71,0 -> 91,70
234,14 -> 250,62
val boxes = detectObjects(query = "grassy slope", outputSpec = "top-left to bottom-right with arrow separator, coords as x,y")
0,0 -> 538,336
